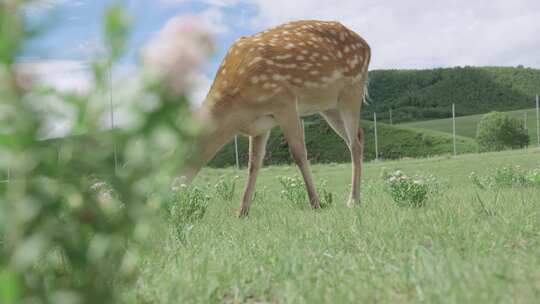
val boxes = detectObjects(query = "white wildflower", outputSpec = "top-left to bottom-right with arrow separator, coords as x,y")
142,16 -> 215,96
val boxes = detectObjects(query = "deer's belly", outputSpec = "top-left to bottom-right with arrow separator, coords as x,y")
239,115 -> 277,137
295,86 -> 343,116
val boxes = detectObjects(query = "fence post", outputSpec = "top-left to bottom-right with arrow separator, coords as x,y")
536,94 -> 539,147
452,103 -> 457,156
373,112 -> 379,160
524,111 -> 528,130
234,135 -> 240,170
389,108 -> 393,125
108,61 -> 118,173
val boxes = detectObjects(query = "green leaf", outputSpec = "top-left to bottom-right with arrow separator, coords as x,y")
0,270 -> 21,304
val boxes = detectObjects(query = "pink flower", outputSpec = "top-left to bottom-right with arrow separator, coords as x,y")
141,16 -> 215,96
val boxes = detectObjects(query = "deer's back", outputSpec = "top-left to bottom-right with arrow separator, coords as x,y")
207,20 -> 370,109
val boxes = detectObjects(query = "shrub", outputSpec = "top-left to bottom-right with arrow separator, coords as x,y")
476,111 -> 529,152
167,184 -> 210,240
278,176 -> 333,209
214,175 -> 238,202
469,166 -> 540,189
384,170 -> 439,207
278,176 -> 307,208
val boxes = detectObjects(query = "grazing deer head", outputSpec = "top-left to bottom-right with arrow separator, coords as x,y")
184,20 -> 370,216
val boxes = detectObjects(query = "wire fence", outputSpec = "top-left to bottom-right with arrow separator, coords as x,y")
2,61 -> 539,183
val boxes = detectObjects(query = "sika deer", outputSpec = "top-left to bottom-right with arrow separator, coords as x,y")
184,20 -> 371,216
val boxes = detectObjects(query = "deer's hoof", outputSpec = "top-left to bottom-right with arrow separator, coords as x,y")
237,208 -> 250,218
347,198 -> 361,208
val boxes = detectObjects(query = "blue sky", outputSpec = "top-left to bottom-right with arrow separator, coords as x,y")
22,0 -> 540,98
24,0 -> 258,80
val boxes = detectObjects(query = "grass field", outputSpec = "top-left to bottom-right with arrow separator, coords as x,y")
124,149 -> 540,303
400,108 -> 539,143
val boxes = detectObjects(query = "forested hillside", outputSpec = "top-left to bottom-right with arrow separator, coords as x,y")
361,66 -> 540,123
209,118 -> 477,167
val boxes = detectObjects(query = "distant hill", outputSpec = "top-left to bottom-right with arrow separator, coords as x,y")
209,118 -> 477,167
400,108 -> 538,144
362,66 -> 540,123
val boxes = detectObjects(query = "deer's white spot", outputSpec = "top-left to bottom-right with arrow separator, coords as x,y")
275,54 -> 293,60
284,43 -> 295,49
257,95 -> 269,102
272,74 -> 285,81
304,81 -> 319,88
249,57 -> 263,66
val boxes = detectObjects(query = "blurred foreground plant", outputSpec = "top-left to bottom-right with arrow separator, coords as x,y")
0,2 -> 212,303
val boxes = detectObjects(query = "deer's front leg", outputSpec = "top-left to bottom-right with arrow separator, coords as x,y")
238,131 -> 270,217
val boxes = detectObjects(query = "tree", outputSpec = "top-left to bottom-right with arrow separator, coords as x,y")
476,111 -> 529,152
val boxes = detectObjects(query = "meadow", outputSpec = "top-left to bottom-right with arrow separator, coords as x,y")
2,3 -> 539,303
124,148 -> 540,303
401,108 -> 539,142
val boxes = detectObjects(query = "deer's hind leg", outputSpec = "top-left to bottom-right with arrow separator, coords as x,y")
337,85 -> 365,207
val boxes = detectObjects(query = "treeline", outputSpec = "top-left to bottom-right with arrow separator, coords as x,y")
209,118 -> 477,167
361,66 -> 540,123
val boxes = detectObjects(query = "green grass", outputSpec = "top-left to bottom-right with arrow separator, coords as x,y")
400,108 -> 539,143
122,148 -> 540,303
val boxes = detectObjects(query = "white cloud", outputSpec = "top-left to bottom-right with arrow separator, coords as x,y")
196,6 -> 231,35
189,73 -> 212,106
17,59 -> 93,93
241,0 -> 540,69
158,1 -> 238,35
161,0 -> 243,6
